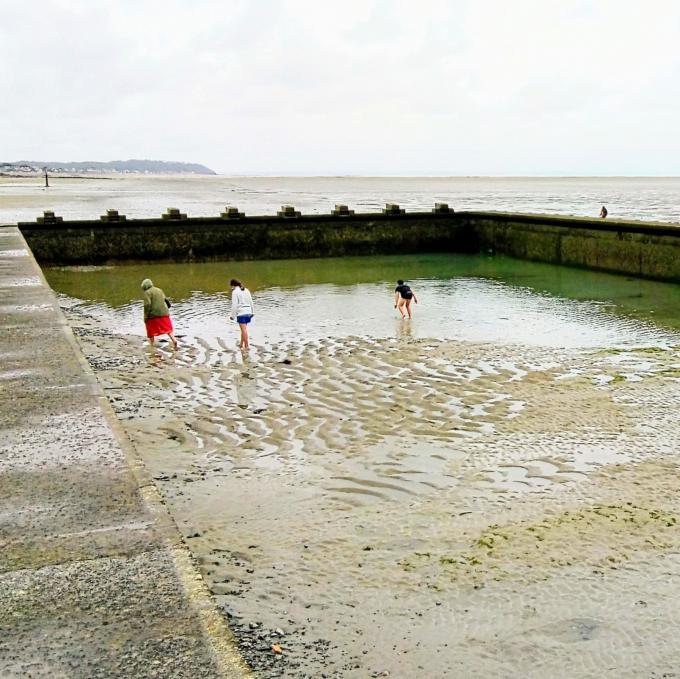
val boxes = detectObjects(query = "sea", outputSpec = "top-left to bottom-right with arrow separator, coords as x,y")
2,175 -> 680,224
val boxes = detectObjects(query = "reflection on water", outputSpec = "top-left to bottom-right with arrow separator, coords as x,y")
235,366 -> 258,409
395,318 -> 414,340
45,253 -> 680,349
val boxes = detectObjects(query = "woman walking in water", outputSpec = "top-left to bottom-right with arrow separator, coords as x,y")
394,279 -> 418,319
229,278 -> 255,349
141,278 -> 178,348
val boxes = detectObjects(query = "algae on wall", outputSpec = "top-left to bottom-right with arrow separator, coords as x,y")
18,210 -> 680,283
19,213 -> 473,265
461,212 -> 680,283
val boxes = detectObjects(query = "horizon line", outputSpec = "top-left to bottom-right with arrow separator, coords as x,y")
211,173 -> 680,179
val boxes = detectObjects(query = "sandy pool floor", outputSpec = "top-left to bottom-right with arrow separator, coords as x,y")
63,302 -> 680,678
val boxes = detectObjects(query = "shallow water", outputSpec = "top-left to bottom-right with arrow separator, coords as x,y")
45,253 -> 680,349
4,174 -> 680,223
49,254 -> 680,677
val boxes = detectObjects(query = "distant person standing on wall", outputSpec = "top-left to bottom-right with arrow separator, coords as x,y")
599,205 -> 608,218
394,279 -> 418,319
229,278 -> 255,349
141,278 -> 177,348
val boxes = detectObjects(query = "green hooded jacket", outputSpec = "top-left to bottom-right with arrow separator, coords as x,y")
141,279 -> 170,320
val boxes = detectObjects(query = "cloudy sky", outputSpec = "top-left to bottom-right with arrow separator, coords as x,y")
2,0 -> 679,175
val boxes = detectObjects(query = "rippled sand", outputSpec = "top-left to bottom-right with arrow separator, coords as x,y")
64,306 -> 680,678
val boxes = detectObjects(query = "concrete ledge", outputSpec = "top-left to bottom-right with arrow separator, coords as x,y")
461,210 -> 680,236
0,227 -> 250,677
15,208 -> 680,282
462,212 -> 680,281
18,212 -> 470,265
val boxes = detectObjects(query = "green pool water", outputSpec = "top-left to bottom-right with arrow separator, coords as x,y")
44,253 -> 680,349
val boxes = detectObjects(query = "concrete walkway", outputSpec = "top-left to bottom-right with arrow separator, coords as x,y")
0,226 -> 250,678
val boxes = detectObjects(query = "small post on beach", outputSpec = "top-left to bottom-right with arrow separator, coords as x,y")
43,167 -> 49,188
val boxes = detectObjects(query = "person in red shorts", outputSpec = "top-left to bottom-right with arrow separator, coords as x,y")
141,278 -> 178,348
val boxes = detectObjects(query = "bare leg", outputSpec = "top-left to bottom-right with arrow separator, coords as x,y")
397,299 -> 407,319
168,332 -> 178,349
239,323 -> 249,349
405,299 -> 413,319
148,336 -> 155,346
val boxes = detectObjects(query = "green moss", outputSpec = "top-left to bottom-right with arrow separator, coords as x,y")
401,502 -> 680,584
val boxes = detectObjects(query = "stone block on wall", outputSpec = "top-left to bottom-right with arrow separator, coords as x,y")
162,208 -> 187,221
100,209 -> 127,223
331,204 -> 354,216
277,205 -> 301,218
220,206 -> 245,219
36,211 -> 63,225
433,203 -> 453,214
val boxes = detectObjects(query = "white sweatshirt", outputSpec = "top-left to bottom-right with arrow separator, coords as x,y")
231,287 -> 254,317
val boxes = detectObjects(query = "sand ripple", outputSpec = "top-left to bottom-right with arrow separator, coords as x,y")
63,307 -> 680,678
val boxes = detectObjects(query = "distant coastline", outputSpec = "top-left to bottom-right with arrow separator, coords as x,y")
0,159 -> 216,177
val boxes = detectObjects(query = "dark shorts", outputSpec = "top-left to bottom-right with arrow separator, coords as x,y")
237,314 -> 253,324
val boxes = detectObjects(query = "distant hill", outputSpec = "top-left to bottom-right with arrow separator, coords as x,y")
0,159 -> 216,175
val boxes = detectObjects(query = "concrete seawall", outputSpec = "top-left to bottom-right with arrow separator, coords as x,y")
460,211 -> 680,282
19,212 -> 470,265
18,209 -> 680,283
0,226 -> 250,677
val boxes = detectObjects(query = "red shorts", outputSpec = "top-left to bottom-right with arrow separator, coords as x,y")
145,316 -> 174,337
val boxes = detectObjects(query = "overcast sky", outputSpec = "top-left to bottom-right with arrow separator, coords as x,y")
2,0 -> 679,175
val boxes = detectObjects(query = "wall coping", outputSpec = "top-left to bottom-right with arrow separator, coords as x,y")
17,209 -> 680,237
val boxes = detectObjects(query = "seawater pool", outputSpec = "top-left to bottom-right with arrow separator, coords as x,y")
45,253 -> 680,350
45,253 -> 680,678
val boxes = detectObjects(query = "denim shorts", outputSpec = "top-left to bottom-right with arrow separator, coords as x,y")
236,314 -> 253,324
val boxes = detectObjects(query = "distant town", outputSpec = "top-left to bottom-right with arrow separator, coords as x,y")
0,159 -> 216,176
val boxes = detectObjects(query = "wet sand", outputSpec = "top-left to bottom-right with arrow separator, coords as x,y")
57,294 -> 680,678
6,174 -> 680,223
